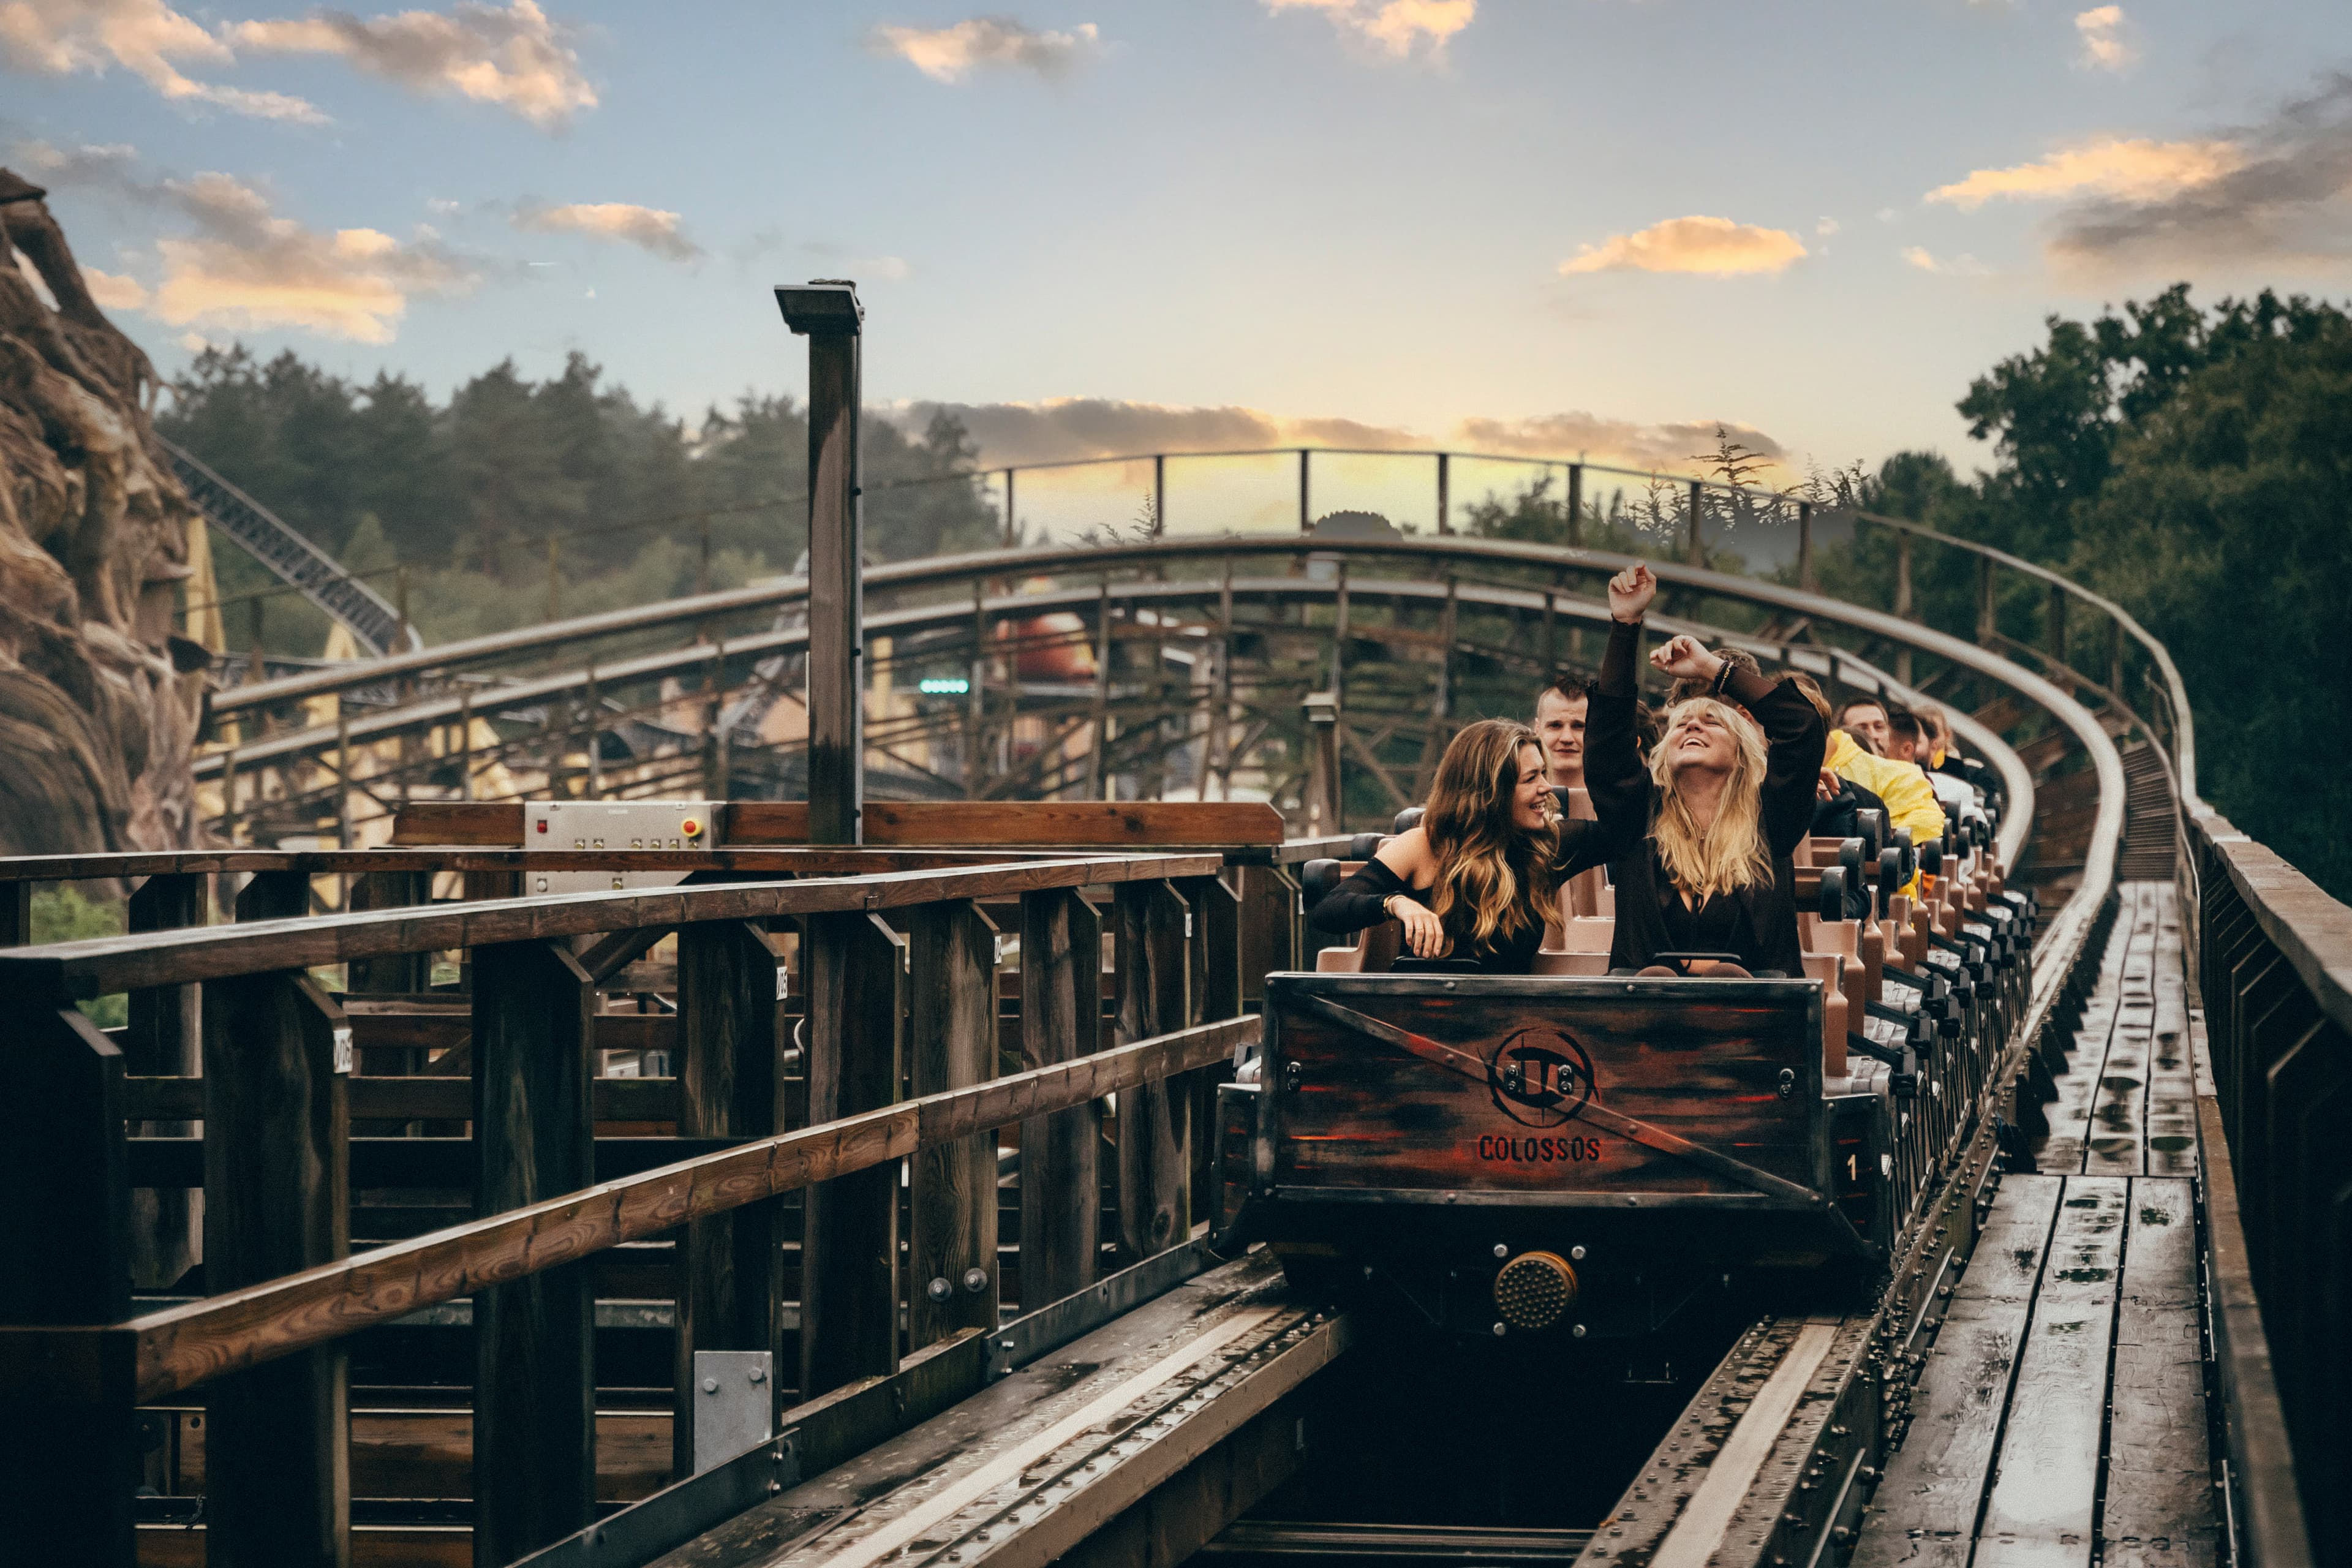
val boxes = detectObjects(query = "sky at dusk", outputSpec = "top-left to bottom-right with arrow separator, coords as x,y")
8,0 -> 2352,494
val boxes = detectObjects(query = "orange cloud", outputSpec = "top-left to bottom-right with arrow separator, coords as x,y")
1559,216 -> 1807,277
869,17 -> 1101,81
1926,136 -> 2244,209
516,201 -> 700,260
0,0 -> 323,120
1264,0 -> 1474,57
82,265 -> 150,309
2074,6 -> 2132,72
230,0 -> 595,128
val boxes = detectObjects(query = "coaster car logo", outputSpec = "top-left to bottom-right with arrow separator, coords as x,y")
1486,1028 -> 1596,1129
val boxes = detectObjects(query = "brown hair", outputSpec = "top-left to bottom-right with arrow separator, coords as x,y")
1422,719 -> 1559,952
1787,672 -> 1833,726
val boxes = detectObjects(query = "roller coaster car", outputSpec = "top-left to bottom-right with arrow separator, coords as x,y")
1215,971 -> 1898,1340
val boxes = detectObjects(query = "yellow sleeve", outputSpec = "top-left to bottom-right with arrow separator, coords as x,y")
1876,761 -> 1947,850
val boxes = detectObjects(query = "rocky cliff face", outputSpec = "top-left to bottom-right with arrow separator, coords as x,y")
0,170 -> 206,855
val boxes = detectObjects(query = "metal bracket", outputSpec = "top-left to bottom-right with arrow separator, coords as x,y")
692,1351 -> 774,1477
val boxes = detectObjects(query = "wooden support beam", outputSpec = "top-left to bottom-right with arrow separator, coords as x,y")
672,919 -> 788,1475
908,900 -> 1001,1348
1115,881 -> 1191,1263
1017,889 -> 1101,1308
800,910 -> 903,1398
235,868 -> 309,923
0,877 -> 30,946
347,871 -> 431,994
126,873 -> 205,1290
0,1003 -> 134,1563
1179,873 -> 1241,1224
200,972 -> 350,1568
469,941 -> 595,1566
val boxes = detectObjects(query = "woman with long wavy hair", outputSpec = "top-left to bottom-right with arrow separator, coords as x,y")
1310,563 -> 1825,976
1307,717 -> 1565,972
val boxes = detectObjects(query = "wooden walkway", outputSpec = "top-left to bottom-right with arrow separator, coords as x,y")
1851,881 -> 2219,1568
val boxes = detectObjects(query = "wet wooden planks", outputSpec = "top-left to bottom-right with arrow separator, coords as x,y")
1849,1173 -> 2215,1568
2037,883 -> 2195,1177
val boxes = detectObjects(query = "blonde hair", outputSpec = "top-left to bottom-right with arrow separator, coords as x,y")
1423,719 -> 1559,952
1648,697 -> 1775,900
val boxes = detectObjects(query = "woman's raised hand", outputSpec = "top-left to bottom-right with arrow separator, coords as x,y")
1387,894 -> 1448,959
1607,563 -> 1657,623
1649,633 -> 1724,683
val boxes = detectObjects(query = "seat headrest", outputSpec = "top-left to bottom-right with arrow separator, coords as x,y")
1301,858 -> 1344,902
1393,805 -> 1426,835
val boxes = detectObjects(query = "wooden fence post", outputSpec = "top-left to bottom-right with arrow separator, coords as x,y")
347,871 -> 431,997
800,910 -> 903,1398
470,941 -> 595,1566
126,872 -> 205,1289
909,900 -> 1000,1347
1114,881 -> 1192,1263
236,868 -> 310,923
1018,889 -> 1101,1310
200,971 -> 351,1568
673,919 -> 788,1475
0,1001 -> 134,1563
1177,873 -> 1242,1223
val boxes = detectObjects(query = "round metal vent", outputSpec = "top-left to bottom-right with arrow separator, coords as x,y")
1493,1251 -> 1580,1331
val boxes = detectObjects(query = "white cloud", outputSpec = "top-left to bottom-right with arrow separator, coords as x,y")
128,168 -> 478,341
230,1 -> 595,129
1927,136 -> 2245,209
1264,0 -> 1474,57
514,200 -> 700,260
2075,6 -> 2132,72
1815,216 -> 1841,237
868,17 -> 1100,82
0,0 -> 324,120
177,330 -> 211,351
1901,246 -> 1988,276
82,264 -> 150,308
1560,216 -> 1808,277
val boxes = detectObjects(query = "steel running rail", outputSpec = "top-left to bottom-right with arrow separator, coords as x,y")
162,437 -> 421,657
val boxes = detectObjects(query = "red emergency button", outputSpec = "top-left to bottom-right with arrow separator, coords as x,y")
680,816 -> 703,839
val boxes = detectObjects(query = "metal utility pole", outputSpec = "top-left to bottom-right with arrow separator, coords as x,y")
778,281 -> 865,844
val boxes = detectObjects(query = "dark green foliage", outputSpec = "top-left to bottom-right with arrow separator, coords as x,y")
1880,285 -> 2352,901
160,344 -> 997,649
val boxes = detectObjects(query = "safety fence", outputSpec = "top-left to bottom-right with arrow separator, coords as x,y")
0,813 -> 1295,1564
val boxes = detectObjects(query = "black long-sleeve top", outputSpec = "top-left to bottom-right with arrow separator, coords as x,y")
1308,619 -> 1827,975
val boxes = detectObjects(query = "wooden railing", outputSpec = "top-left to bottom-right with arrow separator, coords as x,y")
0,835 -> 1282,1565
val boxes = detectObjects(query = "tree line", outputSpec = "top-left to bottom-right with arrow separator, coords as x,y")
162,346 -> 1001,648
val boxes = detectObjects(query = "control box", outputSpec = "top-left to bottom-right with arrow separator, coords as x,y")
524,799 -> 716,896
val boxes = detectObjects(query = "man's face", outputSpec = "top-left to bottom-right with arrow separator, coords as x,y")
1535,689 -> 1588,782
1842,703 -> 1890,755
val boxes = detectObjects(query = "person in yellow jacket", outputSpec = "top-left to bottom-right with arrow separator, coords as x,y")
1822,725 -> 1947,868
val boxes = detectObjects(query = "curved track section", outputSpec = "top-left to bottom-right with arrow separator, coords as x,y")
164,437 -> 421,657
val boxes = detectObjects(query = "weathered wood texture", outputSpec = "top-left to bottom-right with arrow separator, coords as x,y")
1850,1175 -> 2062,1568
0,854 -> 1221,998
347,870 -> 431,995
1115,880 -> 1193,1262
908,900 -> 1001,1348
800,910 -> 905,1397
200,971 -> 350,1568
125,872 -> 205,1290
469,941 -> 595,1566
2103,1178 -> 2217,1568
1,1014 -> 1253,1409
1268,977 -> 1820,1199
1018,888 -> 1101,1308
1977,1176 -> 2128,1568
0,1007 -> 135,1560
672,919 -> 788,1473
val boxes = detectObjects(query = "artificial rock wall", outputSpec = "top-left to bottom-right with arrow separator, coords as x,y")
0,169 -> 206,855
